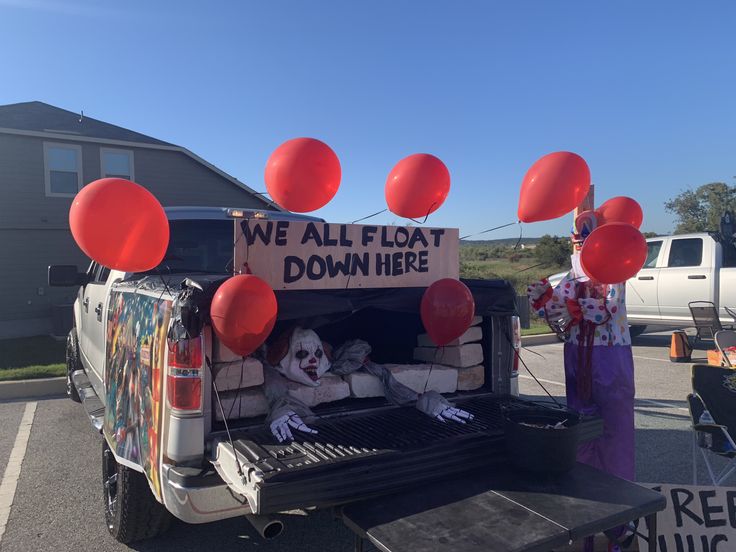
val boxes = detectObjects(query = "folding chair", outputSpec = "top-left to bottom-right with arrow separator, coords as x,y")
688,364 -> 736,486
714,330 -> 736,367
688,301 -> 732,346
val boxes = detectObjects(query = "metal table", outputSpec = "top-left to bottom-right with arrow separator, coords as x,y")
341,463 -> 666,552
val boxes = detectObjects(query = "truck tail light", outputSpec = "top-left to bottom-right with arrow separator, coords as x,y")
167,336 -> 203,412
511,316 -> 521,374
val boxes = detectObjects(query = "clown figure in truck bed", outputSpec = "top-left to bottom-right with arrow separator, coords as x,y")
262,327 -> 474,442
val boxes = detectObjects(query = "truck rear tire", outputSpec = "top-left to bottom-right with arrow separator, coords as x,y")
629,325 -> 647,338
65,329 -> 82,403
102,440 -> 172,543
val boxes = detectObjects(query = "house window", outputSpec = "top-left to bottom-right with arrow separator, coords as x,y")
44,142 -> 82,197
100,148 -> 134,180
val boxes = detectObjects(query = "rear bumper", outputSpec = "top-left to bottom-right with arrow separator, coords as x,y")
161,464 -> 250,524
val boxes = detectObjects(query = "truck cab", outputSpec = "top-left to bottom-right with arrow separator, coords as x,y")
626,233 -> 736,328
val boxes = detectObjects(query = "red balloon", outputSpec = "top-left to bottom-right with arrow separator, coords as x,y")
210,275 -> 278,356
265,137 -> 341,212
420,279 -> 475,346
517,152 -> 591,223
580,223 -> 647,284
385,154 -> 450,219
597,196 -> 643,229
69,178 -> 169,272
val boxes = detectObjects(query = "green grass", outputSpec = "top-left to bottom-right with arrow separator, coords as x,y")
0,336 -> 66,381
459,256 -> 567,294
521,320 -> 556,336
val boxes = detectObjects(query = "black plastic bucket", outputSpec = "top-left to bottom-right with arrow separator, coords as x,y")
502,405 -> 581,475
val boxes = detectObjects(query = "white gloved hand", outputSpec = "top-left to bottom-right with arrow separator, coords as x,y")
416,391 -> 475,425
434,406 -> 475,424
269,410 -> 318,442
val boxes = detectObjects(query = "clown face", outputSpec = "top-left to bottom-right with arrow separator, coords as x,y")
271,327 -> 331,387
571,210 -> 599,252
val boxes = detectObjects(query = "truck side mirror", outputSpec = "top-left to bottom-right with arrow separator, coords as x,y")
48,265 -> 89,287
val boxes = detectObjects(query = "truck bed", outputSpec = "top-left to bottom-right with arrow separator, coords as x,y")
209,394 -> 602,514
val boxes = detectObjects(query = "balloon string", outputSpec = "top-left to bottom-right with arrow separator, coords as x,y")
352,208 -> 388,224
407,202 -> 437,225
459,220 -> 519,240
513,220 -> 524,250
517,262 -> 545,273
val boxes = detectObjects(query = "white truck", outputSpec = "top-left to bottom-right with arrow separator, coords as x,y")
551,232 -> 736,336
49,206 -> 552,543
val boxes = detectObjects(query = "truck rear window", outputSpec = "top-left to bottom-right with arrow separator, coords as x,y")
153,219 -> 234,274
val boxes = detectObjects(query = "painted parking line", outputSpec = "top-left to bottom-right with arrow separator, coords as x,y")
0,401 -> 37,544
518,374 -> 689,413
632,355 -> 671,363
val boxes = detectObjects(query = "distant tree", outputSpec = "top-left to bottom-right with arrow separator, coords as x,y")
664,182 -> 736,234
642,231 -> 659,238
534,235 -> 571,267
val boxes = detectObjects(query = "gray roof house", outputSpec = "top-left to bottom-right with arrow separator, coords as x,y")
0,101 -> 279,338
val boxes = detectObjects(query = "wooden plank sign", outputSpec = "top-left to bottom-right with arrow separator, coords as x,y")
234,220 -> 459,290
637,483 -> 736,552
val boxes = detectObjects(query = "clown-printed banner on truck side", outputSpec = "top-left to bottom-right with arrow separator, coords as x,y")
104,290 -> 171,500
235,220 -> 459,290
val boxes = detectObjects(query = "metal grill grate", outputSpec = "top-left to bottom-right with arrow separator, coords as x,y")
232,395 -> 517,477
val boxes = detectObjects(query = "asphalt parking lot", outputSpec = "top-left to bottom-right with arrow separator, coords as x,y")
0,331 -> 730,551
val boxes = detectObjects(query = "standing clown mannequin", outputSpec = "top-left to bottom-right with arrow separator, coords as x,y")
527,211 -> 635,552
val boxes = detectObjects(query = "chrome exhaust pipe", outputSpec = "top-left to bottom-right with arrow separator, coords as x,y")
244,513 -> 284,540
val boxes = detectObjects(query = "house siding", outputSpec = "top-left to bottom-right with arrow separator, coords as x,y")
0,132 -> 273,337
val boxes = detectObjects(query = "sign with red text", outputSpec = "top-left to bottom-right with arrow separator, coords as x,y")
637,483 -> 736,552
234,220 -> 459,290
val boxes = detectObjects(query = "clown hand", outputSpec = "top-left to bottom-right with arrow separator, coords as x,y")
436,406 -> 475,424
527,279 -> 553,311
416,391 -> 474,424
269,411 -> 318,443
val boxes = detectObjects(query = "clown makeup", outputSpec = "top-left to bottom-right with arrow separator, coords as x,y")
295,342 -> 325,382
275,327 -> 331,387
571,209 -> 599,251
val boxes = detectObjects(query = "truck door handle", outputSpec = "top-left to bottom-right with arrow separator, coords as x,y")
688,275 -> 706,280
637,276 -> 654,281
95,303 -> 103,321
83,298 -> 89,312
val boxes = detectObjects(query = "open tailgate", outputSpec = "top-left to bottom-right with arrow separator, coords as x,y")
210,395 -> 603,515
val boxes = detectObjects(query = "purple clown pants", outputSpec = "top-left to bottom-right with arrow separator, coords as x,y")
563,343 -> 635,482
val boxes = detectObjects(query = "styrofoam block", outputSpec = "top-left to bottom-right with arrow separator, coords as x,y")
385,364 -> 457,394
285,374 -> 350,407
345,371 -> 385,398
215,387 -> 268,420
213,357 -> 264,392
417,326 -> 482,347
457,365 -> 484,391
413,343 -> 483,368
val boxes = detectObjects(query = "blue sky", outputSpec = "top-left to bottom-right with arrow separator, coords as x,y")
1,0 -> 734,238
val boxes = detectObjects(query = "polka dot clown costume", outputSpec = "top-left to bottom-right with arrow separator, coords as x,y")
527,211 -> 636,551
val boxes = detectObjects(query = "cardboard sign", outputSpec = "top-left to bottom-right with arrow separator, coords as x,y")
637,483 -> 736,552
234,220 -> 459,290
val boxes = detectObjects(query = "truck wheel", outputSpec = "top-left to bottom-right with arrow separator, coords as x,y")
65,329 -> 82,403
629,325 -> 647,338
102,440 -> 172,543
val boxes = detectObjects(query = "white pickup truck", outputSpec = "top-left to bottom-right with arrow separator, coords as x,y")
551,232 -> 736,336
49,206 -> 547,544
